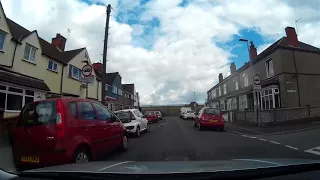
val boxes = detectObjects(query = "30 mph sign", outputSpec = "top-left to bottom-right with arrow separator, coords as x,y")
82,64 -> 93,77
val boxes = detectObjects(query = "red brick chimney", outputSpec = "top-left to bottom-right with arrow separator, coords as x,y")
249,41 -> 257,64
92,62 -> 103,72
285,26 -> 299,47
51,33 -> 67,51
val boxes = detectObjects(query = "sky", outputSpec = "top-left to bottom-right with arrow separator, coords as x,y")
2,0 -> 320,105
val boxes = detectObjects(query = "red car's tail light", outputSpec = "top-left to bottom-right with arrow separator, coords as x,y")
56,99 -> 65,140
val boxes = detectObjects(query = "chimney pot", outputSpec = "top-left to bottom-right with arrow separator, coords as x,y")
51,33 -> 67,51
285,26 -> 299,47
219,73 -> 223,83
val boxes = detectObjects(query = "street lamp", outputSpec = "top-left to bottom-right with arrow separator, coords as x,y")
239,38 -> 251,61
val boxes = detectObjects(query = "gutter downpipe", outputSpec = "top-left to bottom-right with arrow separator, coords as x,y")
291,50 -> 301,107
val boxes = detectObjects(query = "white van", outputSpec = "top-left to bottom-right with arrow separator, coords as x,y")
180,107 -> 192,118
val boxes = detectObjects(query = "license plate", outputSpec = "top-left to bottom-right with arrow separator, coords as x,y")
21,156 -> 39,163
209,120 -> 218,122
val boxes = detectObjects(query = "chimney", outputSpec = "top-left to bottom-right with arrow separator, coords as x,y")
249,41 -> 257,64
219,73 -> 223,83
92,62 -> 103,72
285,26 -> 299,47
51,33 -> 67,51
230,62 -> 236,74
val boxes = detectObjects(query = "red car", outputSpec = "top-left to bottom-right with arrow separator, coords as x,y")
144,111 -> 158,123
194,107 -> 224,131
12,98 -> 128,170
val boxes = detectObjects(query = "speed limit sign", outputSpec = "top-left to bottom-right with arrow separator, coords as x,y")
82,64 -> 93,77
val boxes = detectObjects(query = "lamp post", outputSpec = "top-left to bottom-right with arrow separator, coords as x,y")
239,38 -> 259,127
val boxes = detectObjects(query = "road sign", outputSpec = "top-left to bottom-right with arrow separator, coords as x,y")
81,75 -> 94,84
253,75 -> 260,85
82,64 -> 93,77
253,85 -> 261,90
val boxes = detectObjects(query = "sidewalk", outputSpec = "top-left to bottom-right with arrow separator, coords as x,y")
225,121 -> 320,136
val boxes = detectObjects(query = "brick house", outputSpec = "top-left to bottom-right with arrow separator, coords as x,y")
206,27 -> 320,112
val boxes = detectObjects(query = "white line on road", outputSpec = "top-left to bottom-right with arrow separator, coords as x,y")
98,161 -> 132,172
305,146 -> 320,156
233,159 -> 283,166
269,141 -> 280,145
285,145 -> 299,150
258,138 -> 267,141
248,136 -> 257,139
241,135 -> 248,137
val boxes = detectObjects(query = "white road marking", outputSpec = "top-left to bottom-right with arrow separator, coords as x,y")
98,161 -> 132,171
241,135 -> 248,137
269,141 -> 280,145
258,138 -> 267,141
233,159 -> 283,166
248,136 -> 257,139
285,145 -> 299,150
305,146 -> 320,156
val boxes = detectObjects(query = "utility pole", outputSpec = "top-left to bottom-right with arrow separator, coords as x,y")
101,4 -> 111,106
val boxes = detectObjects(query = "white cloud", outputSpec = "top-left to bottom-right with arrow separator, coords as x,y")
2,0 -> 320,105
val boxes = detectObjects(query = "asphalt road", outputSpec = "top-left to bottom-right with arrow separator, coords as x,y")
101,117 -> 320,161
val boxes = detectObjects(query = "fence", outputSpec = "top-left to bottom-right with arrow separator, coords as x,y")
234,106 -> 320,127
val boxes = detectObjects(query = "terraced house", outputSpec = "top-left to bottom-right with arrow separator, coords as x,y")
206,26 -> 320,112
0,2 -> 101,117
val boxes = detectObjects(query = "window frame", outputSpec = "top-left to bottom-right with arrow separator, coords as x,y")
23,43 -> 37,64
0,84 -> 35,112
223,84 -> 227,95
0,30 -> 6,51
68,64 -> 82,80
242,73 -> 248,87
266,58 -> 275,78
48,60 -> 58,72
112,85 -> 117,94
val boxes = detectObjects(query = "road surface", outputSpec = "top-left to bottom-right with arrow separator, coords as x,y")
102,117 -> 320,161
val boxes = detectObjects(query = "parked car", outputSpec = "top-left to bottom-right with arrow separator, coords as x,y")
180,107 -> 191,118
144,111 -> 158,123
183,110 -> 196,120
194,107 -> 224,131
12,98 -> 128,170
114,109 -> 150,137
155,111 -> 163,120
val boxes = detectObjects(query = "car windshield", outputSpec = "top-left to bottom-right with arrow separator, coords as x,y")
114,112 -> 131,123
2,0 -> 320,177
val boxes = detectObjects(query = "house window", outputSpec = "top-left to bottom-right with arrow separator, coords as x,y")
212,89 -> 216,98
131,94 -> 134,100
208,92 -> 211,100
227,99 -> 232,110
23,44 -> 37,63
105,84 -> 108,91
0,85 -> 35,111
48,60 -> 58,72
68,65 -> 81,80
235,81 -> 239,90
118,89 -> 123,96
266,59 -> 274,77
112,85 -> 117,94
231,97 -> 237,110
220,100 -> 226,111
218,87 -> 221,96
223,84 -> 227,95
242,73 -> 248,87
239,95 -> 248,110
260,88 -> 280,110
0,31 -> 6,50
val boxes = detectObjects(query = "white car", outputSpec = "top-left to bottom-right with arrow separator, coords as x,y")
114,109 -> 150,137
183,110 -> 196,120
